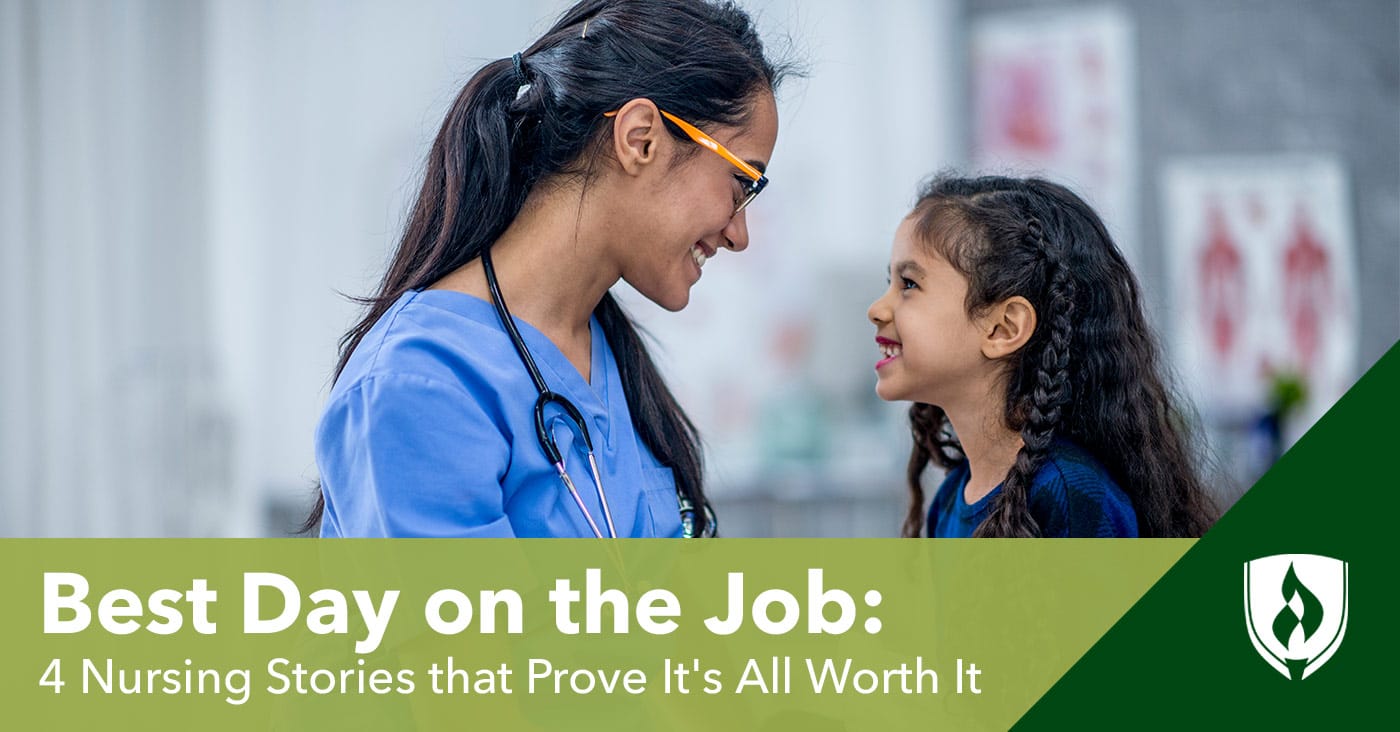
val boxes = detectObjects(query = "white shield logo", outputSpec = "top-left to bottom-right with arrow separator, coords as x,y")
1243,553 -> 1348,680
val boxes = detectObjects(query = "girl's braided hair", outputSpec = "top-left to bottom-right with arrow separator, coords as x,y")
903,175 -> 1217,538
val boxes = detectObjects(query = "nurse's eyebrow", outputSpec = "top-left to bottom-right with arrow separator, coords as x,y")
747,159 -> 767,175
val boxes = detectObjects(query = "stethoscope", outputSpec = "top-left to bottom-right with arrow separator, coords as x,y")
482,249 -> 716,538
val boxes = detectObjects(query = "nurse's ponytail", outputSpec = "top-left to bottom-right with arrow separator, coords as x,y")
304,0 -> 793,535
335,57 -> 529,371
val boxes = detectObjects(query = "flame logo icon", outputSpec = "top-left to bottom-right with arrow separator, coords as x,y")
1271,563 -> 1323,650
1245,554 -> 1348,680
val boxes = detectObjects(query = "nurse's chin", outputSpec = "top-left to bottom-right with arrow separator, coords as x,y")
638,286 -> 692,313
619,272 -> 692,312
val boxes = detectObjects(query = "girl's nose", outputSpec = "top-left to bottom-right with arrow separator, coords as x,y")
868,293 -> 891,325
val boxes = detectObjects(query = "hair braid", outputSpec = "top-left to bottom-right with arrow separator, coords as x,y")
904,402 -> 965,536
974,218 -> 1075,537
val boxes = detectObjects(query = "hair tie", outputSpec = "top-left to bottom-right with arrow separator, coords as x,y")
510,52 -> 533,101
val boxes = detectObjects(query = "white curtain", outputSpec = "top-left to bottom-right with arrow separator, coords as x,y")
0,0 -> 560,536
0,0 -> 233,536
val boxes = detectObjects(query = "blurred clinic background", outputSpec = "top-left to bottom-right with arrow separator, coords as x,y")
2,0 -> 1397,537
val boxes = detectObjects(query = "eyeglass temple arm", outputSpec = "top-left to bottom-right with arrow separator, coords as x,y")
603,109 -> 765,182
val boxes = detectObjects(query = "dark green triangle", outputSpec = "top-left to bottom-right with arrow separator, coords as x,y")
1013,340 -> 1400,729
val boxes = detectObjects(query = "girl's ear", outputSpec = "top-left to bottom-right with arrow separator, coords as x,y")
980,296 -> 1036,359
609,98 -> 666,175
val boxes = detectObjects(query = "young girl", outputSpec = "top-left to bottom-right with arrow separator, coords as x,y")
308,0 -> 791,538
868,175 -> 1218,537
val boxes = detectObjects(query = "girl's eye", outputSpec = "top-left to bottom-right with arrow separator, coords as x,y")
901,277 -> 918,291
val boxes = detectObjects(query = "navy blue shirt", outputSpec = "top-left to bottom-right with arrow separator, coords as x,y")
927,440 -> 1138,537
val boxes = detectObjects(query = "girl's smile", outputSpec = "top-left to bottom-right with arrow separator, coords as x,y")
867,216 -> 988,406
875,336 -> 903,370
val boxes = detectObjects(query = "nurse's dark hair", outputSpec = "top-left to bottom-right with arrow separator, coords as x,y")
902,175 -> 1218,538
302,0 -> 795,535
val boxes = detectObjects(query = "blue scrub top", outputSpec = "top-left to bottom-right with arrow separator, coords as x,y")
316,289 -> 684,538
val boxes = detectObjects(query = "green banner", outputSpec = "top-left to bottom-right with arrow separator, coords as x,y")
14,345 -> 1398,730
2,539 -> 1187,730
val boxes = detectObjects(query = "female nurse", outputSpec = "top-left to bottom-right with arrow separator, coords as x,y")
308,0 -> 790,538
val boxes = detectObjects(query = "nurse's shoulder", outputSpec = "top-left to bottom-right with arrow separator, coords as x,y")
331,289 -> 528,408
315,288 -> 522,538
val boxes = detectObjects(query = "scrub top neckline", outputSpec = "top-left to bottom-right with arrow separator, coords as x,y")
408,288 -> 610,411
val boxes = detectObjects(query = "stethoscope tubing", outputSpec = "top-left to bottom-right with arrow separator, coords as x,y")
483,249 -> 617,539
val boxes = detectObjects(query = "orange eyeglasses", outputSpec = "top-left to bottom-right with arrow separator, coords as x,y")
605,107 -> 769,214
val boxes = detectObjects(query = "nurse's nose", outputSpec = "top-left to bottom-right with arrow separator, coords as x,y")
722,209 -> 750,252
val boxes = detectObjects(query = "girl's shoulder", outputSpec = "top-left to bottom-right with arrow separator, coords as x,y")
1030,439 -> 1138,537
1035,439 -> 1115,488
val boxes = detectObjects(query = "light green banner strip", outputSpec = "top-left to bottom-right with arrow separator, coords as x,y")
1,539 -> 1189,730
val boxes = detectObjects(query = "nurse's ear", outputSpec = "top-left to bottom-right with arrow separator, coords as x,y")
608,99 -> 669,176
